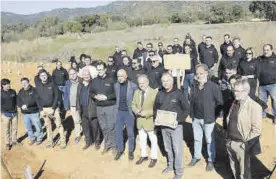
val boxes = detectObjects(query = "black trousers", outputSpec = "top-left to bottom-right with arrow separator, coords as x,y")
81,107 -> 101,145
248,78 -> 257,96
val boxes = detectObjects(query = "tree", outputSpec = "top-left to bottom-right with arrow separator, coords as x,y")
169,13 -> 182,23
63,20 -> 82,33
232,5 -> 245,21
249,1 -> 276,20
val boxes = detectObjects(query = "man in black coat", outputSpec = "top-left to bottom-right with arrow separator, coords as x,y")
189,64 -> 223,171
1,78 -> 21,150
147,56 -> 166,90
36,69 -> 66,149
220,34 -> 233,58
17,77 -> 43,145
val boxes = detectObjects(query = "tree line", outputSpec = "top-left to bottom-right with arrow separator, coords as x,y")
1,1 -> 275,43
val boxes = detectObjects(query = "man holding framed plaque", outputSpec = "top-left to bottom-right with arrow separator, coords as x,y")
154,73 -> 190,179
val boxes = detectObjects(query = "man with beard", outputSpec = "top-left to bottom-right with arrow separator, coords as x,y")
258,44 -> 276,122
90,61 -> 117,154
36,69 -> 66,149
189,64 -> 223,171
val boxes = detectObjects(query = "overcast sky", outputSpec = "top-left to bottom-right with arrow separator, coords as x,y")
1,1 -> 113,15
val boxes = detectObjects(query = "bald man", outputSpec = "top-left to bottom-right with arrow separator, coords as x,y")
114,69 -> 138,161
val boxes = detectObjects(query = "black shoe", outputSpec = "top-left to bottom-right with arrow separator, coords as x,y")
128,152 -> 134,161
162,167 -> 173,174
188,158 -> 200,167
82,144 -> 91,150
101,147 -> 111,155
6,144 -> 11,151
95,143 -> 101,151
206,161 -> 214,172
136,157 -> 148,165
114,152 -> 124,160
148,159 -> 157,168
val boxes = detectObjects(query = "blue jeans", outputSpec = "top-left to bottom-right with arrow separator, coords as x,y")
259,84 -> 276,117
192,118 -> 216,162
23,113 -> 43,142
183,73 -> 194,99
115,110 -> 135,153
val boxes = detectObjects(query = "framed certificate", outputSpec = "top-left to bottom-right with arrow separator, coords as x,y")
155,110 -> 178,129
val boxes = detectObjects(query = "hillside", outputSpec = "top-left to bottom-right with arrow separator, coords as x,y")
1,1 -> 250,25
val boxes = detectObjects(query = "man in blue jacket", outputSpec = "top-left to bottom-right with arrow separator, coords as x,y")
114,69 -> 138,161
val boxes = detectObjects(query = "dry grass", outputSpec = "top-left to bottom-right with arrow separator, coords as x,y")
1,21 -> 276,64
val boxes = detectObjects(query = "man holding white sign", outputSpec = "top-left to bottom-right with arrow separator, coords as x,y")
153,73 -> 190,179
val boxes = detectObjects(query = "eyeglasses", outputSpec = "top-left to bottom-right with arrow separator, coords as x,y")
149,54 -> 154,57
158,45 -> 163,47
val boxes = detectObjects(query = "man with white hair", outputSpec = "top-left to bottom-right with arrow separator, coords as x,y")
132,74 -> 158,168
154,73 -> 190,179
226,78 -> 262,179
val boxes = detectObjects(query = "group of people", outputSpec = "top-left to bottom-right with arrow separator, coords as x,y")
1,32 -> 276,179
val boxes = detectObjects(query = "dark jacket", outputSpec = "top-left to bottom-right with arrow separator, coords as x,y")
183,42 -> 198,59
185,53 -> 199,74
198,42 -> 205,56
35,78 -> 60,110
77,81 -> 97,119
129,67 -> 146,84
1,89 -> 17,113
190,80 -> 223,124
220,41 -> 233,57
107,64 -> 118,80
113,51 -> 122,67
234,46 -> 245,62
133,48 -> 147,59
172,45 -> 183,54
63,78 -> 83,110
17,86 -> 40,114
238,58 -> 259,78
89,75 -> 116,107
218,55 -> 240,79
199,45 -> 219,69
52,67 -> 69,86
147,65 -> 166,89
114,80 -> 138,117
257,53 -> 276,86
153,87 -> 190,124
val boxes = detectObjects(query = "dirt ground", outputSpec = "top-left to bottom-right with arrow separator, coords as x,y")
1,62 -> 276,179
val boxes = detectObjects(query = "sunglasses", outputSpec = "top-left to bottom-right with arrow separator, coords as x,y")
158,45 -> 163,47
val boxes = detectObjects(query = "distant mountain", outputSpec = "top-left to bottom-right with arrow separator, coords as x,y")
1,1 -> 250,25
